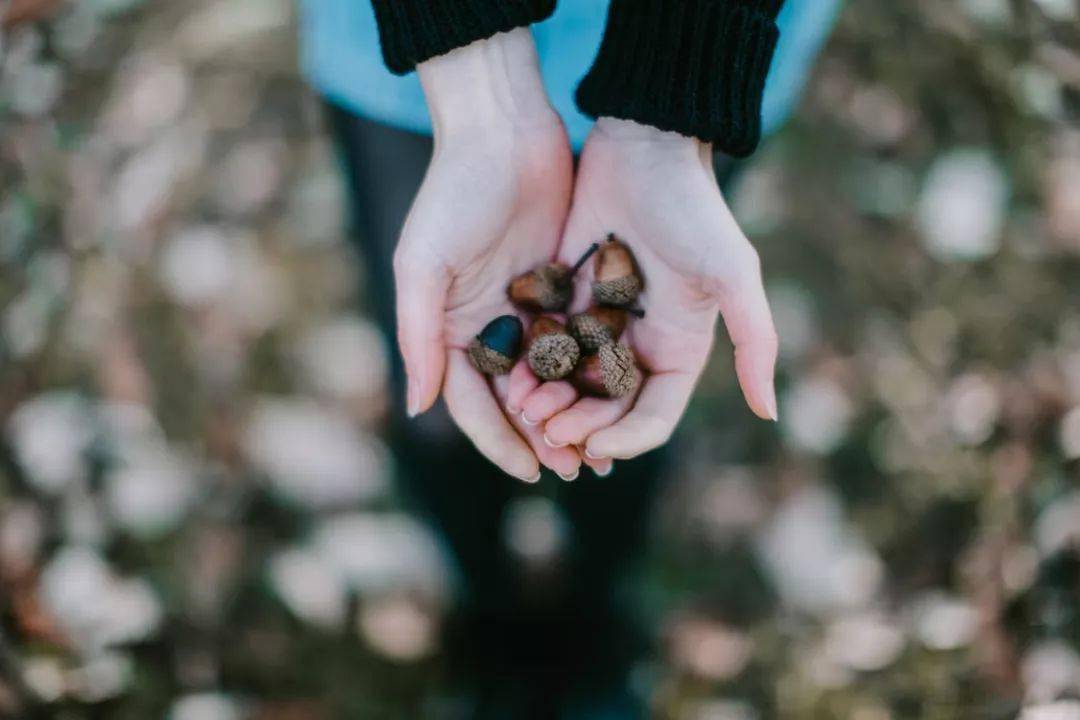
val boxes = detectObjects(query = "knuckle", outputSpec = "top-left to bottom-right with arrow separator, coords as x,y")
745,244 -> 763,272
755,326 -> 780,349
392,245 -> 413,276
643,415 -> 675,447
393,239 -> 433,278
608,416 -> 671,458
707,245 -> 763,297
732,246 -> 763,286
545,416 -> 577,443
733,328 -> 779,355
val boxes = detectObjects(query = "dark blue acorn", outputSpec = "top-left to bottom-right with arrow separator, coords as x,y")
467,315 -> 524,375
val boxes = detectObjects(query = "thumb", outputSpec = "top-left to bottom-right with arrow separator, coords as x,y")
715,250 -> 779,422
393,247 -> 449,417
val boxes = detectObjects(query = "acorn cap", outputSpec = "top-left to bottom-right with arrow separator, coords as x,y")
592,234 -> 643,307
572,343 -> 639,398
468,339 -> 515,376
593,274 -> 643,307
598,343 -> 639,398
467,315 -> 523,375
508,263 -> 573,313
528,332 -> 580,381
567,306 -> 628,354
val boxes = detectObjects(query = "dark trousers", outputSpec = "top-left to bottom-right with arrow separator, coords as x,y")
327,104 -> 669,719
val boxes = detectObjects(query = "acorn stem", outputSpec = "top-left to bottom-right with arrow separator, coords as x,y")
569,243 -> 600,276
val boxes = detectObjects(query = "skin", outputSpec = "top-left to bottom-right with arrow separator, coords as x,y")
397,29 -> 585,481
521,119 -> 779,463
399,30 -> 777,480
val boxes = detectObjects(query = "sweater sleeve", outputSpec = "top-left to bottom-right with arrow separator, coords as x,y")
370,0 -> 557,75
576,0 -> 785,157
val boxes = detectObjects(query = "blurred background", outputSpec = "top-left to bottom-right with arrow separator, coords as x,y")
1,0 -> 1079,718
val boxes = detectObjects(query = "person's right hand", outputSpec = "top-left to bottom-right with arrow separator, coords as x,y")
395,29 -> 585,482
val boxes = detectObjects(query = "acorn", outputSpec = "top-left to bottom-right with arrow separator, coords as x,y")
526,316 -> 581,381
571,343 -> 639,398
508,244 -> 600,313
567,306 -> 629,354
592,234 -> 643,307
467,315 -> 524,376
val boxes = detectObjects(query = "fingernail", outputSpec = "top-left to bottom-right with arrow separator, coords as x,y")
584,448 -> 605,460
521,471 -> 542,484
407,385 -> 420,418
595,462 -> 614,478
765,385 -> 779,422
521,412 -> 539,426
558,469 -> 579,482
544,434 -> 568,448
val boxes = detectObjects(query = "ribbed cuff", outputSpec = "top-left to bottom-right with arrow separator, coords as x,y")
576,0 -> 782,157
371,0 -> 557,75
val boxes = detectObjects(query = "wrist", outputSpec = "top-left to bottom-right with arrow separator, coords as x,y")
593,117 -> 708,154
418,28 -> 558,140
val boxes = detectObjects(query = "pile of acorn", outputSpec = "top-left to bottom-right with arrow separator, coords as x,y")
467,233 -> 644,399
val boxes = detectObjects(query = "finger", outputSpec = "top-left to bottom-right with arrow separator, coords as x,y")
585,372 -> 698,459
521,381 -> 578,430
505,360 -> 539,415
492,376 -> 582,480
580,447 -> 614,477
514,412 -> 583,481
543,392 -> 637,449
715,259 -> 779,421
443,351 -> 539,482
394,248 -> 450,417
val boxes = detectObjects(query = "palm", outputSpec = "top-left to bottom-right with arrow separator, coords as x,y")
563,132 -> 729,376
531,123 -> 778,460
395,122 -> 584,479
409,131 -> 570,348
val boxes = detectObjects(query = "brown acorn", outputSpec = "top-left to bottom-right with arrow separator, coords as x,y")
567,306 -> 629,354
526,317 -> 580,381
508,244 -> 600,313
592,234 -> 643,307
571,343 -> 639,398
467,315 -> 524,376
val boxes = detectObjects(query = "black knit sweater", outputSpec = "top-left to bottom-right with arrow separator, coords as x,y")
368,0 -> 784,157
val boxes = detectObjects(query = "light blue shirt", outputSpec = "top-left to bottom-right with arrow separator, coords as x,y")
300,0 -> 843,150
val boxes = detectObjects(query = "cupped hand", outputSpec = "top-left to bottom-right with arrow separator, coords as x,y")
395,30 -> 583,481
525,117 -> 779,461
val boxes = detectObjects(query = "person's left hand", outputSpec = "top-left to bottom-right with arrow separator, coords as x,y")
514,117 -> 779,462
